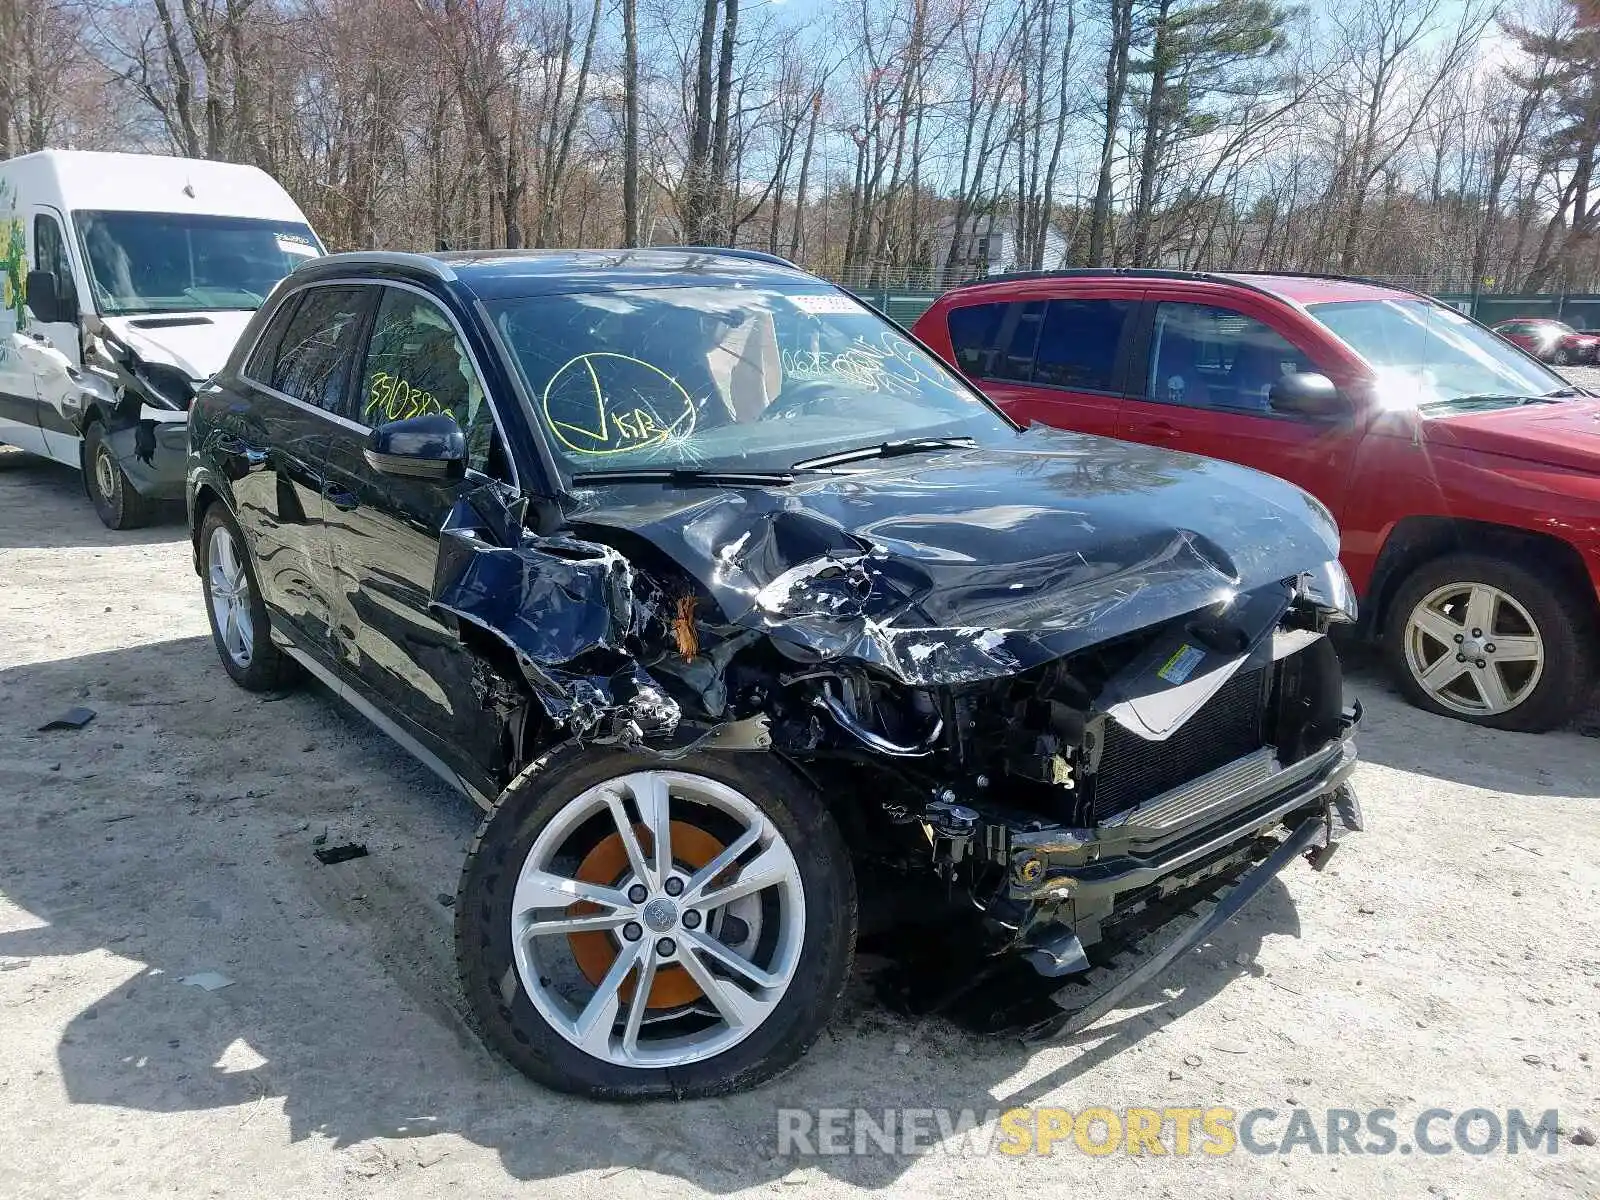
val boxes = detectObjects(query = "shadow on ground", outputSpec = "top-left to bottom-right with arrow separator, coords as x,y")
1336,638 -> 1600,796
0,635 -> 1303,1190
0,448 -> 185,549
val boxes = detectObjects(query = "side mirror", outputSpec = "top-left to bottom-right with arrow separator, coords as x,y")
1268,372 -> 1346,419
24,269 -> 72,324
364,413 -> 466,482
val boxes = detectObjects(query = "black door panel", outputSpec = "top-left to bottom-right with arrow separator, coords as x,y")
317,285 -> 514,791
212,382 -> 334,653
320,432 -> 503,787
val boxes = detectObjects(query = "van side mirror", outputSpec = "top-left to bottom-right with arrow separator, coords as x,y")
1269,372 -> 1345,419
364,413 -> 466,482
24,270 -> 72,324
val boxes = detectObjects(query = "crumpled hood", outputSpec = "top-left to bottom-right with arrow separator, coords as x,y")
98,311 -> 257,380
572,429 -> 1341,686
1420,398 -> 1600,473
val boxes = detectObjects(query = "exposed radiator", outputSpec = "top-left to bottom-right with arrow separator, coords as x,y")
1089,667 -> 1268,822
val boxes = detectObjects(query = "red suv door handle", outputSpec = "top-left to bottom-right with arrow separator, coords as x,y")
1138,420 -> 1182,440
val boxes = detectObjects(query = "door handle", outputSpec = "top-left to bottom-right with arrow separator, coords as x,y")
216,436 -> 267,470
1140,421 -> 1182,439
325,487 -> 360,512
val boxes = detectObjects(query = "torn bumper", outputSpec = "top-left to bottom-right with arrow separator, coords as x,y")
1028,805 -> 1340,1043
912,704 -> 1361,1034
1006,703 -> 1360,914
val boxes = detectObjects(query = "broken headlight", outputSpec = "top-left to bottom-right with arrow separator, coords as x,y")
1298,559 -> 1358,624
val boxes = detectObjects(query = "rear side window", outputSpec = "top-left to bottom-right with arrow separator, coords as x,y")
946,304 -> 1003,375
946,296 -> 1131,390
244,293 -> 298,380
994,301 -> 1047,381
947,300 -> 1043,379
268,286 -> 368,413
1035,298 -> 1134,390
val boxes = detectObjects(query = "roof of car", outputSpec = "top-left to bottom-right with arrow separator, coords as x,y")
937,268 -> 1421,308
1212,273 -> 1404,304
305,247 -> 815,300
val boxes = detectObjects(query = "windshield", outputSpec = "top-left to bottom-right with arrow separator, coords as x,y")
75,210 -> 322,316
489,284 -> 1003,477
1310,299 -> 1566,409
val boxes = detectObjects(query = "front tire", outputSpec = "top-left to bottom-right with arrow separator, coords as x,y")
199,503 -> 297,691
456,744 -> 856,1099
85,420 -> 154,530
1383,553 -> 1595,732
1553,346 -> 1572,366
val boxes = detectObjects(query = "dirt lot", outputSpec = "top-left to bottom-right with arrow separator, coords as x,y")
1,446 -> 1598,1200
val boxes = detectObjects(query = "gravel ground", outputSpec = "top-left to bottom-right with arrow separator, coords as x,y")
1,446 -> 1598,1200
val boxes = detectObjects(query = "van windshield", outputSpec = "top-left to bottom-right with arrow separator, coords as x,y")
75,211 -> 322,316
488,284 -> 1001,477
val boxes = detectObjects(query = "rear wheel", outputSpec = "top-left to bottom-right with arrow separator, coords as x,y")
1553,346 -> 1572,366
199,503 -> 297,691
1384,553 -> 1594,732
456,745 -> 855,1099
85,420 -> 153,530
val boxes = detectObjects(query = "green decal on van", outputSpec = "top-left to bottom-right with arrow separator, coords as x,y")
0,180 -> 24,365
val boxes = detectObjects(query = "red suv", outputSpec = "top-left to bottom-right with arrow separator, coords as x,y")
912,270 -> 1600,731
1491,318 -> 1600,365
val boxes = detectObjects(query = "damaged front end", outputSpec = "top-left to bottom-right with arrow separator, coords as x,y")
427,461 -> 1361,1038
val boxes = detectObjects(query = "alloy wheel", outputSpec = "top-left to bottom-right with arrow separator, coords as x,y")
1403,581 -> 1544,717
509,770 -> 805,1069
207,524 -> 255,668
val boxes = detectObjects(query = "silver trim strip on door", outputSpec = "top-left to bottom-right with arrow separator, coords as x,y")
277,641 -> 494,811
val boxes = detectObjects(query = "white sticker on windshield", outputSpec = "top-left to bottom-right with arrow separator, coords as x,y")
789,293 -> 870,316
276,237 -> 319,257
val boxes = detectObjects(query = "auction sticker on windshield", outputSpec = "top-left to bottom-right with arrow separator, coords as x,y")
789,293 -> 871,316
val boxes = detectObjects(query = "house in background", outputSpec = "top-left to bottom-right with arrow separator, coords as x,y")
934,214 -> 1070,279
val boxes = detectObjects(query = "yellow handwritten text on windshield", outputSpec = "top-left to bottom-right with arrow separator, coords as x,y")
542,352 -> 696,455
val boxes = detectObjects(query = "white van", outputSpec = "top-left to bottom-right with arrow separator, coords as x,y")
0,150 -> 323,527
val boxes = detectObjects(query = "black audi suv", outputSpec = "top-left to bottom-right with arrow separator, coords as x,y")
187,248 -> 1361,1099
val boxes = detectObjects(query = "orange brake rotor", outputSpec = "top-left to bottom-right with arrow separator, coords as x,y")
567,821 -> 726,1010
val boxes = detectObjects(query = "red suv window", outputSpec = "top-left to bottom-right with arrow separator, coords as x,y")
946,297 -> 1134,392
1146,302 -> 1312,412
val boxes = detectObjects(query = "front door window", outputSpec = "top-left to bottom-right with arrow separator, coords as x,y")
1147,302 -> 1311,412
359,288 -> 502,477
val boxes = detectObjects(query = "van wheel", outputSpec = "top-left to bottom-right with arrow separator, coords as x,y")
456,744 -> 856,1099
199,503 -> 297,691
1383,553 -> 1595,732
85,421 -> 153,530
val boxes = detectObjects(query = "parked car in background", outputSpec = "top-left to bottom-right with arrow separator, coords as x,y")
913,270 -> 1600,732
0,150 -> 322,528
1491,317 -> 1600,365
187,248 -> 1360,1098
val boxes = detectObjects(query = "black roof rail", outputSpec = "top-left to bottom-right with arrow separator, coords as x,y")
314,250 -> 458,282
669,245 -> 804,270
951,266 -> 1200,288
